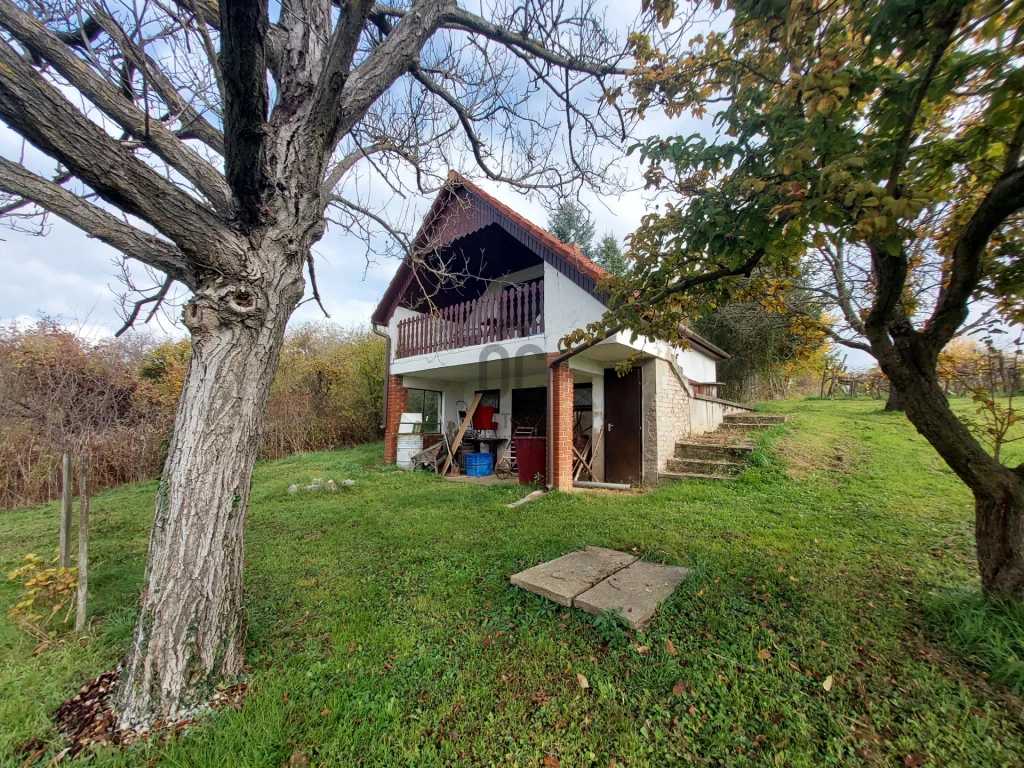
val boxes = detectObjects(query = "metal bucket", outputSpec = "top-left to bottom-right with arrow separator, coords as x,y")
396,434 -> 423,470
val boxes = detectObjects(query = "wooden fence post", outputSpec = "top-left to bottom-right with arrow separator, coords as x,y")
76,453 -> 89,632
59,452 -> 73,569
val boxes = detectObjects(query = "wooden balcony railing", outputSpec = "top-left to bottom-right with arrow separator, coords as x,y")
396,279 -> 544,358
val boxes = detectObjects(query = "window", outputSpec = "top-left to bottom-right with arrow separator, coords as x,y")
573,383 -> 593,411
406,389 -> 441,434
475,389 -> 501,412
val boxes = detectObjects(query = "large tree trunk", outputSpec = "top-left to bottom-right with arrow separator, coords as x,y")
889,366 -> 1024,599
884,381 -> 904,411
115,257 -> 304,729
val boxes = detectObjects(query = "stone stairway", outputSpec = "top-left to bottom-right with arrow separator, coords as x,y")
721,412 -> 788,429
659,412 -> 786,483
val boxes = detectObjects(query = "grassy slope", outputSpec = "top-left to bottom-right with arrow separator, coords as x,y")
1,399 -> 1022,767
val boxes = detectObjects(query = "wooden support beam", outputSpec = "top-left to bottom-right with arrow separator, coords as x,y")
440,392 -> 482,477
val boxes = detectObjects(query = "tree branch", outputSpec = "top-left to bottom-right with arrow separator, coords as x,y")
91,9 -> 225,155
885,17 -> 958,197
116,276 -> 174,336
0,156 -> 197,286
0,0 -> 232,212
313,0 -> 449,159
550,248 -> 767,365
922,166 -> 1024,353
219,0 -> 270,226
429,5 -> 628,77
0,36 -> 231,260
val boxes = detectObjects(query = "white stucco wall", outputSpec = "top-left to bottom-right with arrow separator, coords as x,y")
676,347 -> 718,383
542,262 -> 608,353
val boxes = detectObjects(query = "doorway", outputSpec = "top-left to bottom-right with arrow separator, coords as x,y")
604,367 -> 642,485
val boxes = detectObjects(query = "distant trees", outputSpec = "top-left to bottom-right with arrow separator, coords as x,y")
0,320 -> 162,509
595,233 -> 628,277
692,287 -> 831,401
548,202 -> 629,277
0,321 -> 385,509
548,201 -> 597,259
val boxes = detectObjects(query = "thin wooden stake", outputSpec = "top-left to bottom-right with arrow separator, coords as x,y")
59,452 -> 73,569
76,454 -> 89,632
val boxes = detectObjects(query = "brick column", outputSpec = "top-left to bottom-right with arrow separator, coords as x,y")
547,354 -> 575,491
384,375 -> 408,465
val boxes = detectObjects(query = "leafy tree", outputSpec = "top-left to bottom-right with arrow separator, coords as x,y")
565,0 -> 1024,598
548,201 -> 597,258
595,232 -> 628,276
692,286 -> 830,401
0,0 -> 633,726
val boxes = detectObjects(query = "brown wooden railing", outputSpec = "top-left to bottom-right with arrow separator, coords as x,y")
396,279 -> 544,358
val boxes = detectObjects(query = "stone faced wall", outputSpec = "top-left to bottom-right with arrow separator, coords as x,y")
641,358 -> 693,484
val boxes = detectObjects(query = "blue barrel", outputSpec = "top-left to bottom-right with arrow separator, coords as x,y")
465,452 -> 494,477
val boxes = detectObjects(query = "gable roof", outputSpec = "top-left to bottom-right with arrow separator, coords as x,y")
369,172 -> 728,362
371,171 -> 610,326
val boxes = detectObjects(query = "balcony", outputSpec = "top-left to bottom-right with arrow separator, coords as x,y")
396,279 -> 544,359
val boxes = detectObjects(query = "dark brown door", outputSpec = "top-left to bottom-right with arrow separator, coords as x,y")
604,368 -> 642,485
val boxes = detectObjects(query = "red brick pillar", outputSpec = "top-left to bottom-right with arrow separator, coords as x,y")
384,375 -> 408,465
548,355 -> 575,491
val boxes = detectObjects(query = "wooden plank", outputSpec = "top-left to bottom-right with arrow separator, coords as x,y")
440,392 -> 483,477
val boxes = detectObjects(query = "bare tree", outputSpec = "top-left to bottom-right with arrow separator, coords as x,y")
0,0 -> 633,728
797,218 -> 997,410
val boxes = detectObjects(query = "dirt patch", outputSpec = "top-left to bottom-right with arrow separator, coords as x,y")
781,431 -> 855,480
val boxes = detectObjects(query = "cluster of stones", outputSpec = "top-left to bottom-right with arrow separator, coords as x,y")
286,478 -> 356,493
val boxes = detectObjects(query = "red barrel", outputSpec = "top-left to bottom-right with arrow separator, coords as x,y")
514,436 -> 547,485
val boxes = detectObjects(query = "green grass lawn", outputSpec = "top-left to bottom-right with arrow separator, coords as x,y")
2,398 -> 1023,767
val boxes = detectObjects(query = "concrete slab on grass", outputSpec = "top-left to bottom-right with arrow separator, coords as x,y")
510,546 -> 638,606
574,560 -> 691,628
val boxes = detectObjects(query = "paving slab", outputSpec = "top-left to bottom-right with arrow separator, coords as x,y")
574,560 -> 691,628
510,547 -> 638,606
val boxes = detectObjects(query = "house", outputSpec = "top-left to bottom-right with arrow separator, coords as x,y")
371,172 -> 751,489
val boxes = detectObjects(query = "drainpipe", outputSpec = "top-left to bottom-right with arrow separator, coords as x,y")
372,324 -> 391,439
546,364 -> 554,489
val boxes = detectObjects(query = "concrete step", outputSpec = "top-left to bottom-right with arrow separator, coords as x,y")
659,471 -> 737,483
723,413 -> 787,426
665,457 -> 744,475
674,441 -> 755,460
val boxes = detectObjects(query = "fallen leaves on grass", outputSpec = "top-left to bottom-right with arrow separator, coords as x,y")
758,649 -> 772,661
577,673 -> 590,690
905,753 -> 927,767
823,675 -> 834,692
666,639 -> 677,655
672,680 -> 686,696
542,755 -> 560,767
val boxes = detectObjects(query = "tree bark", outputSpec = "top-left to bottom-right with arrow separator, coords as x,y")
76,453 -> 89,633
115,253 -> 305,729
887,363 -> 1024,599
884,382 -> 904,411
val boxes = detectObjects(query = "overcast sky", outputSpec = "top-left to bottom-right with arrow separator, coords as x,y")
0,3 -> 888,366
